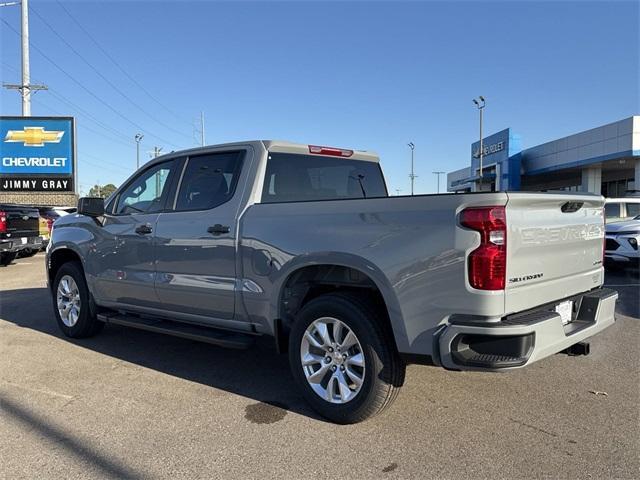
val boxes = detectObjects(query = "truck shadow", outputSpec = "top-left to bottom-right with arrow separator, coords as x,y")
0,287 -> 323,422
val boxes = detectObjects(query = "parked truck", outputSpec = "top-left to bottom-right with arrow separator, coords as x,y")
46,141 -> 617,423
0,204 -> 42,266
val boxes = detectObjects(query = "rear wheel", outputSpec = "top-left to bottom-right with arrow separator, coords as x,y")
288,292 -> 405,424
0,252 -> 17,266
52,261 -> 104,338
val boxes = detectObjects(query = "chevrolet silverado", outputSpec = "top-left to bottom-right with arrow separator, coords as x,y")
46,140 -> 617,423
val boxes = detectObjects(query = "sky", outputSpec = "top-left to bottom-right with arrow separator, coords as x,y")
1,0 -> 638,196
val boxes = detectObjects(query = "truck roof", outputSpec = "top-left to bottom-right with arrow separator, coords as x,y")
153,140 -> 380,164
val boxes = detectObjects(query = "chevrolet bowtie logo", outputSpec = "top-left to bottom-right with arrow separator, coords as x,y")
4,127 -> 65,147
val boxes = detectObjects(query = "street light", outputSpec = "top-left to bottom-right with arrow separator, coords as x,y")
432,171 -> 445,193
134,133 -> 144,170
472,96 -> 485,190
407,142 -> 416,195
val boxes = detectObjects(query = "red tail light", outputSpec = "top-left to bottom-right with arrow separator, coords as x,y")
308,145 -> 354,157
460,206 -> 507,290
0,211 -> 6,234
47,218 -> 54,234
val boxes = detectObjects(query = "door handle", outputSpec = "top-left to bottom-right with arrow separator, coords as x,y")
207,224 -> 230,235
135,224 -> 153,235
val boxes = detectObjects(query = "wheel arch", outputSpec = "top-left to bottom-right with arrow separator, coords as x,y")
271,253 -> 408,354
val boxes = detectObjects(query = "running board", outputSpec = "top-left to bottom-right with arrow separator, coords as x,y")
97,312 -> 255,349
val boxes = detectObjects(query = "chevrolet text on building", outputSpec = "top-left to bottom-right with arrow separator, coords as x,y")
0,116 -> 75,193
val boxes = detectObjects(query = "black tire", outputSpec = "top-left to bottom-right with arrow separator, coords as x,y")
52,261 -> 104,338
288,292 -> 405,424
18,248 -> 38,258
0,252 -> 17,266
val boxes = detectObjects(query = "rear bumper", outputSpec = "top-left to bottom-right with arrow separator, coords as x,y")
438,288 -> 618,371
0,236 -> 43,253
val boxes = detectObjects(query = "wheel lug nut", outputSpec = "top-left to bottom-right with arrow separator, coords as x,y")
328,347 -> 333,352
325,356 -> 331,363
331,365 -> 337,371
340,365 -> 345,371
342,353 -> 348,358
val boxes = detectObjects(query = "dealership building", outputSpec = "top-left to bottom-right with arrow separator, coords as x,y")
448,116 -> 640,197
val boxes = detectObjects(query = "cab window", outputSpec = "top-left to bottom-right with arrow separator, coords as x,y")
175,151 -> 244,211
115,160 -> 176,215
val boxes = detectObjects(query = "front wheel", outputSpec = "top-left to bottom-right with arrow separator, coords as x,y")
52,261 -> 104,338
288,293 -> 405,424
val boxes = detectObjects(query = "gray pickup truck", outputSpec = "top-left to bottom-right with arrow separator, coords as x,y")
46,140 -> 617,423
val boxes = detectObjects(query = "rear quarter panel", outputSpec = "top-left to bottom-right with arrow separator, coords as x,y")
239,192 -> 508,355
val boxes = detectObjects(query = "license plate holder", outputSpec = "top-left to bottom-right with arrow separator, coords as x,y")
556,300 -> 574,325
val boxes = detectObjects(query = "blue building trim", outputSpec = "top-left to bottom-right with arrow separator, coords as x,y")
525,149 -> 640,175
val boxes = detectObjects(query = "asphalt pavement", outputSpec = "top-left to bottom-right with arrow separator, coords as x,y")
1,253 -> 638,479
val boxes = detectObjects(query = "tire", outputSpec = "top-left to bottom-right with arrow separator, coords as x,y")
52,261 -> 104,338
288,292 -> 405,424
18,248 -> 38,258
0,252 -> 17,266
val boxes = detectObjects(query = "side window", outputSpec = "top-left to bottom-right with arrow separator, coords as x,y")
115,160 -> 175,215
624,203 -> 640,217
175,151 -> 244,211
604,203 -> 620,219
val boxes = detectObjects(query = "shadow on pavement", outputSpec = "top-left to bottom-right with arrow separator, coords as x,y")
0,287 -> 322,422
0,395 -> 143,480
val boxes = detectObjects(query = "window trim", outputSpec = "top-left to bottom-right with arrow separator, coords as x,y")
170,149 -> 246,213
259,154 -> 389,204
111,159 -> 179,217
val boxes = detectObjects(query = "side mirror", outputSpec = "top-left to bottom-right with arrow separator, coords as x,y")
77,197 -> 105,217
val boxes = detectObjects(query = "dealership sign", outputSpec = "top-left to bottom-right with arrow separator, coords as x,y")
0,116 -> 75,192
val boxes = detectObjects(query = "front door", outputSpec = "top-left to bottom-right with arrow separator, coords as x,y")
91,159 -> 179,309
153,150 -> 246,320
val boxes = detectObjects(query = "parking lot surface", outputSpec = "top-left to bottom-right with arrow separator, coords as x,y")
1,253 -> 638,479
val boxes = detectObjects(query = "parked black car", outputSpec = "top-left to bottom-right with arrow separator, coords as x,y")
0,204 -> 42,266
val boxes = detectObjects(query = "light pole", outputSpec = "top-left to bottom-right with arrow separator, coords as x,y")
472,96 -> 485,190
1,0 -> 47,115
432,171 -> 445,193
407,142 -> 416,195
135,133 -> 143,170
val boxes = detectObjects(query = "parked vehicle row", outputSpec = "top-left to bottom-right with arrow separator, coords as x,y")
0,204 -> 76,265
46,140 -> 617,423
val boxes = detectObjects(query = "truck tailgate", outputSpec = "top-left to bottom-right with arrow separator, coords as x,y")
504,193 -> 604,314
3,206 -> 40,238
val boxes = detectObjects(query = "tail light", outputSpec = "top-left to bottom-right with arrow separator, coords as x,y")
47,218 -> 54,234
0,211 -> 6,234
460,206 -> 507,290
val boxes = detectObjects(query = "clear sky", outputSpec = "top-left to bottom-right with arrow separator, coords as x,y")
1,0 -> 638,195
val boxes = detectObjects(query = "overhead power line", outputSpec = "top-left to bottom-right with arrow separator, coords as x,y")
4,59 -> 136,150
28,6 -> 193,142
1,17 -> 181,149
54,0 -> 192,127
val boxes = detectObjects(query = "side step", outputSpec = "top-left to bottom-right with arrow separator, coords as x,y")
97,312 -> 255,349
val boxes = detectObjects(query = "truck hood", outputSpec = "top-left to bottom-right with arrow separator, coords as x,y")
606,218 -> 640,234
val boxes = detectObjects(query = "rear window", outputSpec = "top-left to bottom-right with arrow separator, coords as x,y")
261,153 -> 387,203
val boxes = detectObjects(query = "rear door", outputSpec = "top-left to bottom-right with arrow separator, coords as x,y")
504,193 -> 605,314
153,149 -> 247,321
